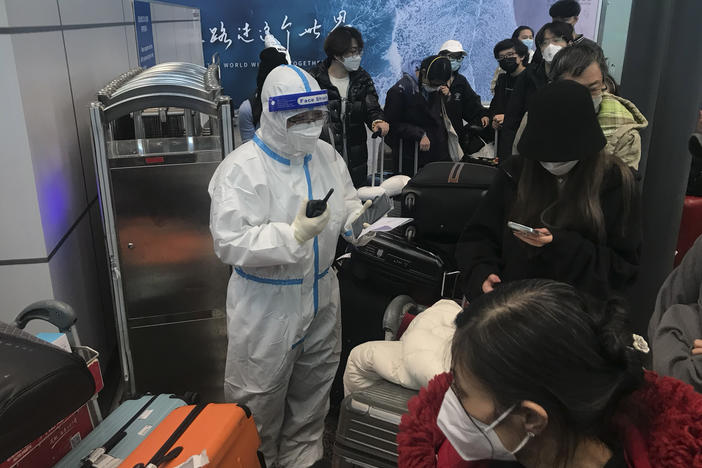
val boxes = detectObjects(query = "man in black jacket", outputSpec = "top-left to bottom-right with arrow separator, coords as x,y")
437,40 -> 490,155
384,55 -> 453,175
549,0 -> 599,48
309,26 -> 388,187
489,38 -> 528,158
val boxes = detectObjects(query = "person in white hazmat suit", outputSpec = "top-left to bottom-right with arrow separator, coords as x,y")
208,64 -> 372,467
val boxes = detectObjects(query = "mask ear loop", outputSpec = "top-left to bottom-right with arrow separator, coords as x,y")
485,403 -> 535,455
510,431 -> 535,454
485,403 -> 517,431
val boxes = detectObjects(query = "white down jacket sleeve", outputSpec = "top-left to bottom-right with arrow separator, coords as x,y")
343,299 -> 461,395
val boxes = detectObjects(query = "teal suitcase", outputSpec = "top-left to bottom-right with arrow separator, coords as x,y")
54,394 -> 187,467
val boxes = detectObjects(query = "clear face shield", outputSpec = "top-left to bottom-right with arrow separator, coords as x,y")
286,108 -> 329,129
268,89 -> 329,156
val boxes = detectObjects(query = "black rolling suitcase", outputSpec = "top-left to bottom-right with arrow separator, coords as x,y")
333,380 -> 417,468
331,232 -> 456,411
401,161 -> 498,244
349,232 -> 449,305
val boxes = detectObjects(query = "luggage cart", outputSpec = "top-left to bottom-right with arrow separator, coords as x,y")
89,61 -> 233,400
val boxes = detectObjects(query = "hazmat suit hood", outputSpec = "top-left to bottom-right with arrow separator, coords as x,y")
258,64 -> 327,159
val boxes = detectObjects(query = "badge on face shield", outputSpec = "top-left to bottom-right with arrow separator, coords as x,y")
269,90 -> 329,112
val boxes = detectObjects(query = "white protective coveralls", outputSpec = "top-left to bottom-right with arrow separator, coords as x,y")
208,64 -> 366,467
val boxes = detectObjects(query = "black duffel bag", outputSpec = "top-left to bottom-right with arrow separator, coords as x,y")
0,301 -> 96,461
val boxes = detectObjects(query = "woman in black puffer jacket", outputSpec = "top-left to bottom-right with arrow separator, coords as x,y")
309,26 -> 388,187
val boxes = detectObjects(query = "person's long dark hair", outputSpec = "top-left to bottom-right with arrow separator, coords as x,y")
509,151 -> 635,243
451,279 -> 646,467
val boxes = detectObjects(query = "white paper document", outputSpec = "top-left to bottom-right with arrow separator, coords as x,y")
360,217 -> 413,237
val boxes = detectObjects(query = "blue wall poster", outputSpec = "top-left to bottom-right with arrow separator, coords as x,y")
165,0 -> 600,107
134,0 -> 156,68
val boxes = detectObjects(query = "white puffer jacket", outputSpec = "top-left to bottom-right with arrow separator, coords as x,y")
343,299 -> 461,395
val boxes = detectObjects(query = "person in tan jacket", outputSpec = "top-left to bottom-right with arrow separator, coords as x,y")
513,43 -> 648,169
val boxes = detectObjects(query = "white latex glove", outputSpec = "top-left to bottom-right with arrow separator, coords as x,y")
356,222 -> 376,246
291,199 -> 330,244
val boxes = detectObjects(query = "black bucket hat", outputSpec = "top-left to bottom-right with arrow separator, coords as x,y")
257,48 -> 288,91
517,80 -> 606,162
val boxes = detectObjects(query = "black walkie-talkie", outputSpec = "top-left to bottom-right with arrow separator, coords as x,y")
306,188 -> 334,218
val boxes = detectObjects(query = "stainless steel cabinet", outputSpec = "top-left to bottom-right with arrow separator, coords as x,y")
90,63 -> 233,401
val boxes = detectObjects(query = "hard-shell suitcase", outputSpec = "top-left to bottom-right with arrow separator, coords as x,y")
55,394 -> 188,467
349,232 -> 448,306
119,403 -> 263,468
333,380 -> 418,468
332,233 -> 455,412
401,161 -> 498,244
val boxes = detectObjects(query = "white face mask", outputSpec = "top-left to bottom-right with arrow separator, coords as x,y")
423,84 -> 439,93
593,94 -> 603,113
450,58 -> 463,72
542,44 -> 563,63
338,54 -> 362,71
437,387 -> 532,461
540,160 -> 579,176
286,120 -> 324,156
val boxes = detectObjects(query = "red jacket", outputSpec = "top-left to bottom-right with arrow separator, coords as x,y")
397,371 -> 702,467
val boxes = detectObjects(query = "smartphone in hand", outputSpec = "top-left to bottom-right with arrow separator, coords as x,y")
507,221 -> 541,236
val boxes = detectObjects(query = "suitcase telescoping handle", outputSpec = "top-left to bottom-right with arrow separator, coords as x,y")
16,300 -> 77,332
15,300 -> 81,347
397,139 -> 420,177
370,129 -> 384,186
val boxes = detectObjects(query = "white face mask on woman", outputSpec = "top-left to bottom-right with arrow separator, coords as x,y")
542,44 -> 563,63
540,160 -> 579,176
436,387 -> 533,462
286,120 -> 324,156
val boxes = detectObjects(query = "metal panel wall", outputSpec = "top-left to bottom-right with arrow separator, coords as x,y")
0,0 -> 61,27
11,30 -> 88,255
0,35 -> 46,260
63,25 -> 132,202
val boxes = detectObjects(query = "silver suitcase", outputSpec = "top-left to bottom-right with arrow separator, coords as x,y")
333,380 -> 418,467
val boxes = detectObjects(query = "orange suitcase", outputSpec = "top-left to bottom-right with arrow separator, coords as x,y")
119,403 -> 263,468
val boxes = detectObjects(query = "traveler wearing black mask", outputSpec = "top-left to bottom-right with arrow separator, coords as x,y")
488,39 -> 528,157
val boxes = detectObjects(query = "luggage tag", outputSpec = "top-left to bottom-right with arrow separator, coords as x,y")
90,453 -> 122,468
171,450 -> 209,468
